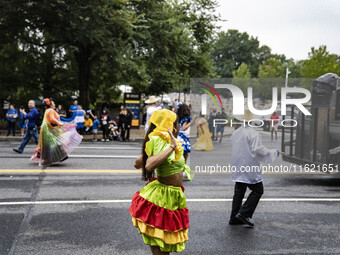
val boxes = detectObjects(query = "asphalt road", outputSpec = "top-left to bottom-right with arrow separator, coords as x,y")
1,132 -> 340,255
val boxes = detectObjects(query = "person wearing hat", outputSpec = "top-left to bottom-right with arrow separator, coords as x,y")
229,108 -> 281,227
129,109 -> 193,254
144,95 -> 162,133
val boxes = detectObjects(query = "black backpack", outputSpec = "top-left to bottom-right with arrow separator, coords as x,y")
35,109 -> 44,127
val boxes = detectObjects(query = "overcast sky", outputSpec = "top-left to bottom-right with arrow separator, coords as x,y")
216,0 -> 340,60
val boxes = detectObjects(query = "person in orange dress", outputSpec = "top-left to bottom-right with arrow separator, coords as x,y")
31,98 -> 82,167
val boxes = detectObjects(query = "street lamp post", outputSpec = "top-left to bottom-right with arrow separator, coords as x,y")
285,67 -> 291,88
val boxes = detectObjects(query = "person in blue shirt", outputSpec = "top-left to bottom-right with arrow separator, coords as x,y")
90,111 -> 100,142
69,100 -> 79,117
19,106 -> 27,136
6,104 -> 18,136
13,100 -> 40,153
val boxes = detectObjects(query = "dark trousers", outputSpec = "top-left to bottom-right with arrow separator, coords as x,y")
77,127 -> 84,135
7,121 -> 16,136
126,127 -> 130,141
102,125 -> 108,139
17,128 -> 39,153
120,124 -> 126,141
209,125 -> 215,140
230,182 -> 264,219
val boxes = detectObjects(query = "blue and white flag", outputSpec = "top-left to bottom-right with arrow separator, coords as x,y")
60,110 -> 85,129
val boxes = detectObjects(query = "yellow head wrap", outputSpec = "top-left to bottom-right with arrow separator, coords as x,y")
145,109 -> 183,161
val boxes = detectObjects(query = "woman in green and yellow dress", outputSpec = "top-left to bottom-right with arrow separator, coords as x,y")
129,109 -> 193,254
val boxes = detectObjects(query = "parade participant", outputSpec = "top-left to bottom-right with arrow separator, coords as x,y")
6,104 -> 18,136
229,109 -> 281,227
144,95 -> 162,133
30,98 -> 82,167
270,111 -> 280,141
129,109 -> 192,254
193,113 -> 213,151
176,103 -> 192,163
13,100 -> 39,153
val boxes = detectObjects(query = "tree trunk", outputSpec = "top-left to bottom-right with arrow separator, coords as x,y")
43,44 -> 54,97
76,44 -> 91,107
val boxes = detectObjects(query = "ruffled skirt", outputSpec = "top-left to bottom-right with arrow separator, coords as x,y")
31,124 -> 82,166
129,179 -> 189,253
178,133 -> 191,155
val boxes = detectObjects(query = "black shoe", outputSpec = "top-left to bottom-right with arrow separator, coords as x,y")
13,148 -> 22,154
235,213 -> 254,227
229,218 -> 244,225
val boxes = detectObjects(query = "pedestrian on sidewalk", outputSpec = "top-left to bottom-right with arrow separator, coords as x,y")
13,100 -> 39,153
69,100 -> 78,117
100,109 -> 110,142
119,106 -> 127,141
84,114 -> 93,134
144,95 -> 162,133
90,111 -> 100,142
18,106 -> 27,136
270,111 -> 280,141
129,109 -> 193,254
125,108 -> 133,142
6,104 -> 18,136
56,104 -> 66,118
216,108 -> 227,143
118,105 -> 125,137
75,105 -> 85,134
229,109 -> 281,227
208,107 -> 217,141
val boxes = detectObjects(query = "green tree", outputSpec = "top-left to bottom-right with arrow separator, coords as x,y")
211,30 -> 274,77
301,45 -> 340,78
1,0 -> 220,107
132,0 -> 219,96
258,58 -> 283,78
232,63 -> 251,93
1,0 -> 139,107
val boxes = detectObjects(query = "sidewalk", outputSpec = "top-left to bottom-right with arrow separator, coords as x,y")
0,127 -> 234,143
0,128 -> 146,142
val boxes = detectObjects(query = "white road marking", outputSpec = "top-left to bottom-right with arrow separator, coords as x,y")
76,146 -> 139,150
1,198 -> 340,206
68,155 -> 138,158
